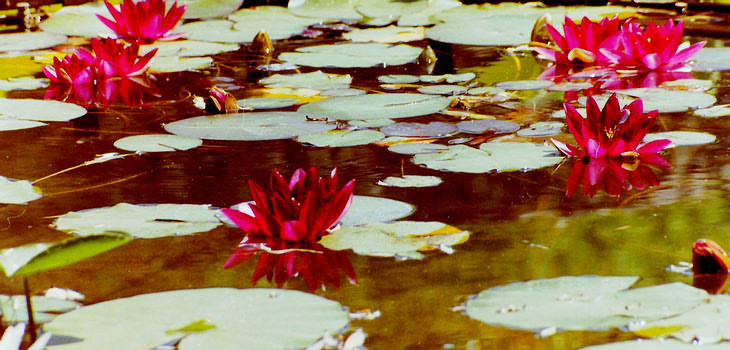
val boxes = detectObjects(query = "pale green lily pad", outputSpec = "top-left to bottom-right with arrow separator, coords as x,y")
599,88 -> 717,113
579,339 -> 730,350
355,0 -> 428,18
0,119 -> 46,131
0,98 -> 86,122
149,56 -> 213,73
44,288 -> 349,350
179,0 -> 245,19
0,176 -> 41,204
288,0 -> 362,21
378,75 -> 419,84
52,203 -> 221,239
693,104 -> 730,118
427,17 -> 536,46
278,43 -> 424,68
456,120 -> 520,134
0,32 -> 67,52
517,121 -> 564,137
298,93 -> 450,120
320,221 -> 470,259
465,276 -> 707,333
496,80 -> 555,91
420,73 -> 476,84
632,294 -> 730,343
343,25 -> 425,43
259,71 -> 352,90
0,77 -> 48,91
689,47 -> 730,72
297,129 -> 385,147
381,122 -> 457,137
417,85 -> 468,95
397,0 -> 462,26
321,88 -> 366,97
660,79 -> 713,92
0,234 -> 131,277
140,40 -> 239,58
237,97 -> 299,110
349,119 -> 394,128
113,134 -> 203,153
388,142 -> 449,155
164,112 -> 336,141
0,295 -> 80,324
377,175 -> 443,188
643,131 -> 716,146
38,2 -> 116,38
178,18 -> 305,43
339,195 -> 415,226
413,142 -> 563,173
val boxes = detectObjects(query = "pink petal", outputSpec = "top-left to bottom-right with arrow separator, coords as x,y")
637,139 -> 672,154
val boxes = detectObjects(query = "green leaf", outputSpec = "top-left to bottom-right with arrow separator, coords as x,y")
140,40 -> 239,58
237,97 -> 299,110
693,104 -> 730,118
148,56 -> 213,73
288,0 -> 362,21
113,134 -> 203,153
0,98 -> 86,122
298,93 -> 450,120
259,71 -> 352,90
165,319 -> 216,335
39,2 -> 116,38
579,339 -> 729,350
633,294 -> 730,343
0,176 -> 41,204
417,85 -> 468,95
52,203 -> 221,239
377,175 -> 443,188
0,77 -> 48,91
178,0 -> 244,19
585,89 -> 716,114
343,25 -> 425,43
413,143 -> 563,173
0,32 -> 67,52
496,80 -> 555,91
44,288 -> 349,350
644,131 -> 716,147
339,195 -> 415,226
0,234 -> 131,277
420,73 -> 476,83
296,129 -> 385,147
0,295 -> 80,324
278,43 -> 424,68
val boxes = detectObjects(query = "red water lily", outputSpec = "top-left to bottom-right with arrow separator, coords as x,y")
601,19 -> 705,72
534,16 -> 621,65
97,0 -> 186,43
551,93 -> 672,159
221,167 -> 355,243
693,239 -> 730,274
205,86 -> 238,114
564,155 -> 669,198
91,38 -> 157,78
42,49 -> 96,85
224,237 -> 357,292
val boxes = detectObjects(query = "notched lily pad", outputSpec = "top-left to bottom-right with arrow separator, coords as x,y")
456,120 -> 520,134
378,75 -> 419,84
141,40 -> 239,58
643,131 -> 716,146
0,98 -> 86,123
237,97 -> 299,110
632,294 -> 730,344
298,93 -> 450,120
0,176 -> 41,204
417,85 -> 468,95
381,122 -> 457,138
413,142 -> 563,173
0,294 -> 80,324
113,134 -> 203,153
421,73 -> 476,84
377,175 -> 443,188
496,80 -> 554,90
339,195 -> 414,226
0,32 -> 67,52
296,129 -> 385,147
260,70 -> 352,90
278,42 -> 424,68
693,104 -> 730,118
148,56 -> 213,73
587,88 -> 717,113
517,121 -> 564,137
52,203 -> 221,239
388,142 -> 449,155
343,25 -> 425,43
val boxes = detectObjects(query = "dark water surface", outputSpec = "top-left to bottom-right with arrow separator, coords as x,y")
3,11 -> 730,349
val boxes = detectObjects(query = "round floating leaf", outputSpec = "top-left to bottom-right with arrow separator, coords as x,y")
427,17 -> 536,46
321,88 -> 366,97
237,97 -> 299,110
149,56 -> 212,73
661,79 -> 713,92
0,32 -> 67,52
298,93 -> 450,120
113,134 -> 203,153
417,85 -> 468,95
343,25 -> 425,43
602,88 -> 717,113
693,104 -> 730,118
421,73 -> 476,84
44,288 -> 349,350
355,0 -> 428,18
516,121 -> 564,137
378,75 -> 419,84
0,295 -> 80,324
179,0 -> 244,19
140,40 -> 239,57
0,176 -> 41,204
496,80 -> 555,90
179,10 -> 312,43
349,119 -> 394,128
0,234 -> 131,277
259,71 -> 352,90
377,175 -> 443,188
0,77 -> 48,91
689,47 -> 730,72
39,2 -> 116,38
397,0 -> 462,26
633,294 -> 730,343
413,143 -> 563,173
465,276 -> 707,332
381,122 -> 457,137
643,131 -> 716,146
297,129 -> 385,147
456,120 -> 520,134
0,119 -> 46,131
164,112 -> 336,141
579,339 -> 730,350
320,221 -> 470,260
288,0 -> 362,21
339,195 -> 415,226
0,98 -> 86,122
278,43 -> 423,68
52,203 -> 221,239
388,142 -> 449,155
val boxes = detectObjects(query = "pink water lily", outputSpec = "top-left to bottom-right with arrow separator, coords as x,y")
221,167 -> 355,243
551,93 -> 672,159
205,86 -> 238,114
42,49 -> 96,85
535,16 -> 621,65
97,0 -> 186,42
601,19 -> 705,71
91,38 -> 157,78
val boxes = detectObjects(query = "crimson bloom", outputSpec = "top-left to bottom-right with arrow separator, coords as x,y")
692,239 -> 730,294
42,49 -> 96,85
534,16 -> 621,65
601,19 -> 705,72
97,0 -> 186,43
551,93 -> 672,159
91,38 -> 157,78
205,86 -> 238,114
221,167 -> 355,243
564,155 -> 669,198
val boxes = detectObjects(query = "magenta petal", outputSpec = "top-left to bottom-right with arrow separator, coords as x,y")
586,158 -> 607,186
585,138 -> 606,158
221,208 -> 259,233
551,138 -> 579,157
534,47 -> 558,62
637,139 -> 672,154
642,53 -> 661,70
670,41 -> 706,65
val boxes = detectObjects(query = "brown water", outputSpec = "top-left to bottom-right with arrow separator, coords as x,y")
4,10 -> 730,349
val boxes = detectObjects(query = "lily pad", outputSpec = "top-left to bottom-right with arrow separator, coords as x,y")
381,122 -> 457,137
689,47 -> 730,72
0,119 -> 46,131
388,142 -> 449,155
377,175 -> 443,188
0,98 -> 86,123
179,8 -> 315,43
0,295 -> 80,324
297,129 -> 385,147
456,120 -> 520,134
179,0 -> 245,19
52,203 -> 221,239
693,104 -> 730,118
0,234 -> 131,277
288,0 -> 362,21
278,43 -> 424,68
0,176 -> 41,204
417,85 -> 468,95
164,112 -> 336,141
237,97 -> 299,110
321,88 -> 366,97
321,221 -> 469,259
413,142 -> 563,173
378,74 -> 420,84
632,294 -> 730,344
516,121 -> 564,137
0,32 -> 67,52
349,119 -> 394,128
597,88 -> 717,113
44,288 -> 349,350
140,40 -> 239,58
643,131 -> 716,146
259,71 -> 352,90
298,93 -> 450,120
355,0 -> 428,18
343,25 -> 425,43
148,56 -> 213,73
420,73 -> 476,84
427,17 -> 536,46
496,80 -> 555,91
465,276 -> 707,333
38,2 -> 116,38
339,195 -> 414,226
0,77 -> 48,91
579,339 -> 730,350
113,134 -> 203,153
397,0 -> 462,26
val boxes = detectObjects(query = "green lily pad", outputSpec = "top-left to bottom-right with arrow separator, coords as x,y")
378,74 -> 420,84
259,70 -> 352,90
0,98 -> 86,123
456,120 -> 520,134
496,80 -> 555,91
377,175 -> 443,188
149,56 -> 213,73
0,295 -> 80,324
355,0 -> 428,18
278,43 -> 424,68
631,294 -> 730,343
579,339 -> 730,350
339,195 -> 414,226
0,176 -> 41,204
179,0 -> 245,19
388,142 -> 449,155
689,47 -> 730,72
381,122 -> 457,137
298,93 -> 450,120
465,276 -> 707,332
297,129 -> 385,147
288,0 -> 362,21
140,40 -> 239,58
321,88 -> 366,97
427,17 -> 536,46
179,18 -> 305,43
349,119 -> 394,128
113,134 -> 203,153
44,288 -> 349,350
420,73 -> 476,84
693,104 -> 730,118
397,0 -> 462,26
0,77 -> 48,91
643,131 -> 716,146
0,119 -> 46,131
417,85 -> 468,95
38,2 -> 116,38
320,221 -> 470,259
52,203 -> 221,239
517,121 -> 564,137
0,32 -> 67,52
413,142 -> 563,173
0,234 -> 131,277
343,25 -> 425,43
164,112 -> 336,141
237,97 -> 299,110
589,88 -> 717,113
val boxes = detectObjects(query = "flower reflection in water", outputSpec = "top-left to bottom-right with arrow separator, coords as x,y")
564,155 -> 670,198
224,237 -> 357,292
692,239 -> 730,294
44,76 -> 161,109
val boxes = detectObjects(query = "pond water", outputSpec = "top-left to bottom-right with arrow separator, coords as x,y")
3,1 -> 730,349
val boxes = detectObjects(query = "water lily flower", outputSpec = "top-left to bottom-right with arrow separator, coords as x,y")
221,167 -> 355,242
551,93 -> 672,159
97,0 -> 186,42
205,86 -> 238,114
42,49 -> 96,85
91,38 -> 157,78
564,155 -> 669,198
534,16 -> 621,65
601,19 -> 705,72
693,239 -> 730,274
